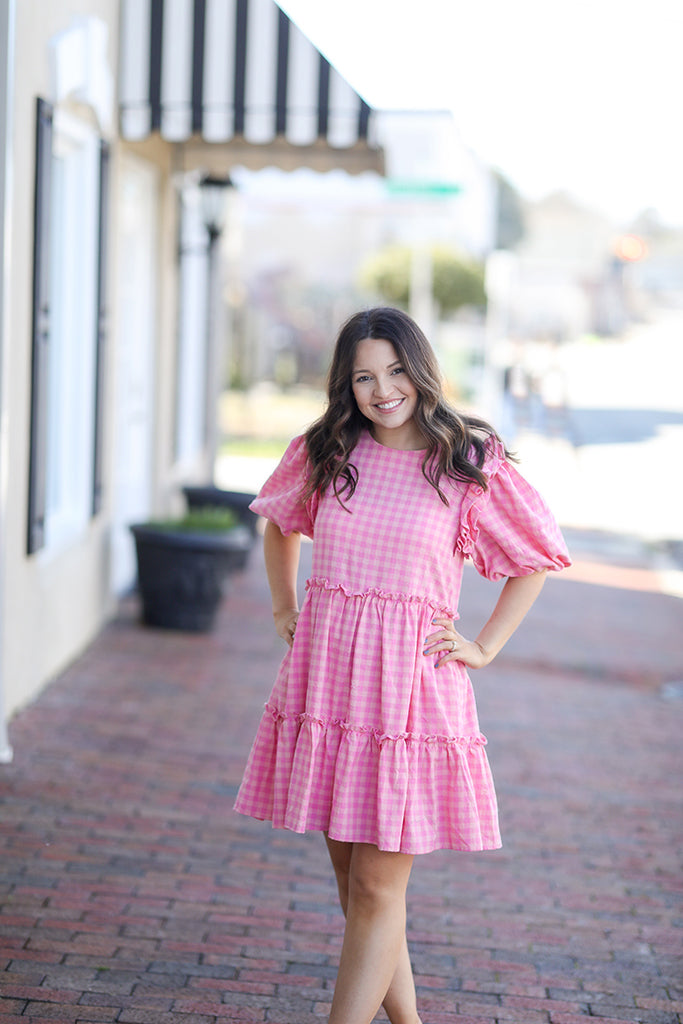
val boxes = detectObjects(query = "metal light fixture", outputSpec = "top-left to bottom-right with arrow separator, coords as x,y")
199,174 -> 233,241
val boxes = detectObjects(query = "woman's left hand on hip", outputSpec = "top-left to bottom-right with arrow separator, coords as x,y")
423,616 -> 488,670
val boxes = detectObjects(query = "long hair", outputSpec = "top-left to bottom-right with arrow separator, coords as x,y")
304,307 -> 513,506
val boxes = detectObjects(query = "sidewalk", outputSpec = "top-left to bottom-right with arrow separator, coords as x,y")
1,530 -> 682,1024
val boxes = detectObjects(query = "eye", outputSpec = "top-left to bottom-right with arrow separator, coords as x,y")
391,367 -> 405,375
353,374 -> 372,383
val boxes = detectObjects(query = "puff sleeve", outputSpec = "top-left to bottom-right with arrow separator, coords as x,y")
248,435 -> 318,539
456,440 -> 571,582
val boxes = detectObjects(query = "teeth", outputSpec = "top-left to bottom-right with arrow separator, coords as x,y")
377,399 -> 402,409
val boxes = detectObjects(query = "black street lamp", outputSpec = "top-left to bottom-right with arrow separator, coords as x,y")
199,174 -> 232,243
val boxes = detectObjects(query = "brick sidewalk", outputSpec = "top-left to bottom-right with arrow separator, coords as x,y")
1,534 -> 682,1023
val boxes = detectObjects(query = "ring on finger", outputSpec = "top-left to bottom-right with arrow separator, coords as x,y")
450,639 -> 457,652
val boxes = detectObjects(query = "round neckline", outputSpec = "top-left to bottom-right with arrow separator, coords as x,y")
363,430 -> 428,454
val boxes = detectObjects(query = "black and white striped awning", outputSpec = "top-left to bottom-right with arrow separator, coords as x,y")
119,0 -> 382,171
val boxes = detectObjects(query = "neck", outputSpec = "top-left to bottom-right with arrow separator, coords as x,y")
370,424 -> 426,450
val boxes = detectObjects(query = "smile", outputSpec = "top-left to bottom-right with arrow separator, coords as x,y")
375,399 -> 403,411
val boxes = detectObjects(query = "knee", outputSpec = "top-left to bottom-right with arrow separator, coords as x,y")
347,860 -> 401,912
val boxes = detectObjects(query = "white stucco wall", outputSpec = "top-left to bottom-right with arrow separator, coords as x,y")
1,1 -> 120,722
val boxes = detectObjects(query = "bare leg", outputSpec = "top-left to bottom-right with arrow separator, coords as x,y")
325,836 -> 422,1024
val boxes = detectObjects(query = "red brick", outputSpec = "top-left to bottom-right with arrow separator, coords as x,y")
118,1013 -> 214,1024
430,1016 -> 495,1024
503,993 -> 588,1014
237,969 -> 319,987
0,986 -> 75,1003
635,996 -> 683,1011
20,1004 -> 85,1021
191,977 -> 274,996
413,974 -> 451,989
214,1010 -> 267,1022
170,998 -> 224,1014
549,1016 -> 594,1024
0,1002 -> 26,1015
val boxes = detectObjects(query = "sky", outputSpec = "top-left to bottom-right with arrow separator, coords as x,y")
278,0 -> 683,227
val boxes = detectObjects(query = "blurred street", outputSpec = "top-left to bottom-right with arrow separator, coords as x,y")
1,493 -> 682,1021
510,309 -> 683,566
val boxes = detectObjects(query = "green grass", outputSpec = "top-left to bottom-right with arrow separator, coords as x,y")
219,436 -> 293,458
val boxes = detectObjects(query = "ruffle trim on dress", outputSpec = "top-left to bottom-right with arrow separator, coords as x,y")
305,577 -> 456,620
234,699 -> 502,853
264,702 -> 487,751
455,438 -> 507,559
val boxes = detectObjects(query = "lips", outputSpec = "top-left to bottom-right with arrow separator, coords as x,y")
375,399 -> 403,411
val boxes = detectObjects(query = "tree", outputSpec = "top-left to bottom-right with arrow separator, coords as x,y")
359,244 -> 486,314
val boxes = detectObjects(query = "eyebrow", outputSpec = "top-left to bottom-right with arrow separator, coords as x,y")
352,360 -> 402,374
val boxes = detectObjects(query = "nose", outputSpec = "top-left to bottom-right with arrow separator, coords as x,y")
373,375 -> 393,398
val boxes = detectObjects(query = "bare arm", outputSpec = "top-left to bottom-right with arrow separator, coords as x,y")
263,519 -> 302,646
425,570 -> 548,669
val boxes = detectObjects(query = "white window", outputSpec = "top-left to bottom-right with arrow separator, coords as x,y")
44,112 -> 100,551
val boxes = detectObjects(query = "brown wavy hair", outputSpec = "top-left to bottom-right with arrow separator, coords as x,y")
304,307 -> 514,507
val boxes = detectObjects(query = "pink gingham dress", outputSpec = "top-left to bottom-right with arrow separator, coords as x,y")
234,430 -> 570,854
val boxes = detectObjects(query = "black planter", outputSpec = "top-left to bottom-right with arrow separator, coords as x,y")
182,486 -> 259,538
130,523 -> 252,632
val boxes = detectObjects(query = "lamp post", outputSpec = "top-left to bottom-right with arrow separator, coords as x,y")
199,174 -> 233,476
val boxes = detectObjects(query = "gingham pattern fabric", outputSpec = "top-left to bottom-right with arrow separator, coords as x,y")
234,431 -> 570,854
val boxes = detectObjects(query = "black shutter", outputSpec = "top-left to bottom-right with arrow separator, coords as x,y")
27,98 -> 53,555
92,140 -> 110,516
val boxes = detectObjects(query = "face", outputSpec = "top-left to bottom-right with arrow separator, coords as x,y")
351,337 -> 422,448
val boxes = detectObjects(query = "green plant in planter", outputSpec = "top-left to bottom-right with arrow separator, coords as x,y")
146,506 -> 240,533
182,486 -> 259,538
129,506 -> 252,633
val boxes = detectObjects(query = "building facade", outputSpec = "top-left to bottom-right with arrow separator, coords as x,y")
0,0 -> 381,757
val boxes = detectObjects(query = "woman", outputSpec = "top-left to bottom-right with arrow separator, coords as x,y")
234,307 -> 570,1024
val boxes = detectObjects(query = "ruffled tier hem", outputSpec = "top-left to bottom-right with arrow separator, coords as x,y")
306,576 -> 457,620
233,703 -> 502,855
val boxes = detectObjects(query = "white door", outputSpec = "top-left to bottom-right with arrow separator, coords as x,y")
110,154 -> 158,594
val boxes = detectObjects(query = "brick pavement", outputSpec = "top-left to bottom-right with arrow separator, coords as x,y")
1,530 -> 682,1023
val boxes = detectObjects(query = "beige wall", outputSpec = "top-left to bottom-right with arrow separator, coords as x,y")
3,1 -> 119,717
1,2 -> 208,722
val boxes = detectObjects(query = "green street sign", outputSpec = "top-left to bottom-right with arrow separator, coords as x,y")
385,179 -> 463,197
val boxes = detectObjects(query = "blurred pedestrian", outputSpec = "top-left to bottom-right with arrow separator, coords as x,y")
234,307 -> 570,1024
501,346 -> 531,441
